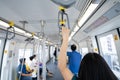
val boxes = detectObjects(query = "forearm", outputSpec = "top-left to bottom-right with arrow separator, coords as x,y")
21,73 -> 32,76
58,27 -> 73,80
58,39 -> 68,71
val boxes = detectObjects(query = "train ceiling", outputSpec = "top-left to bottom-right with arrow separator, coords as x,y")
0,0 -> 120,44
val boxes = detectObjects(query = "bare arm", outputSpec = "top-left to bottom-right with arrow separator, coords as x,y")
58,27 -> 73,80
21,73 -> 32,76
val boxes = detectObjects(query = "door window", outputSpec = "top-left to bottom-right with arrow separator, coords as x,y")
99,34 -> 120,72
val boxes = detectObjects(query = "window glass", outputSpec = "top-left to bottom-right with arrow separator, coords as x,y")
100,34 -> 117,55
18,49 -> 33,65
80,48 -> 88,57
0,39 -> 2,66
99,34 -> 120,73
0,40 -> 1,45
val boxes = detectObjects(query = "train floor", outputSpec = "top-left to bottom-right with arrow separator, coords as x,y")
46,59 -> 64,80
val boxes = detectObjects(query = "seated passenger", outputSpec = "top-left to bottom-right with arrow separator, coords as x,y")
58,27 -> 118,80
17,58 -> 33,80
29,55 -> 53,80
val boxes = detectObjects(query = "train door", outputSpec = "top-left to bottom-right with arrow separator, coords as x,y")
0,40 -> 16,80
119,28 -> 120,37
0,38 -> 4,68
97,29 -> 120,78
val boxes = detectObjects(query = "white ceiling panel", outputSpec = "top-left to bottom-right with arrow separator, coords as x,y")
0,0 -> 89,44
1,0 -> 58,19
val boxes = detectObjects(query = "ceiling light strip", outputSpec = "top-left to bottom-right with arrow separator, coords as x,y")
78,3 -> 99,27
0,18 -> 53,44
0,19 -> 33,37
69,2 -> 100,41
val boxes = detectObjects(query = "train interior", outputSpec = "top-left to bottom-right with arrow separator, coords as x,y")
0,0 -> 120,80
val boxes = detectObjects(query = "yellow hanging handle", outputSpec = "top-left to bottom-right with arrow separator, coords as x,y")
59,6 -> 65,11
59,20 -> 66,25
9,21 -> 14,27
32,32 -> 35,37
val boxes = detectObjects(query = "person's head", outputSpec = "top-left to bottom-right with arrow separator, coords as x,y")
71,44 -> 76,51
78,52 -> 118,80
29,54 -> 36,61
19,58 -> 26,64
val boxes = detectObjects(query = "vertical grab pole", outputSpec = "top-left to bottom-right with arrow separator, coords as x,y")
36,40 -> 40,80
41,39 -> 47,80
18,42 -> 29,80
39,20 -> 46,80
0,31 -> 8,79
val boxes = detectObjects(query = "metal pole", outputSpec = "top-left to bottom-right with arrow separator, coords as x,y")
0,33 -> 8,79
117,28 -> 120,38
95,36 -> 100,54
18,42 -> 29,80
40,20 -> 46,80
18,21 -> 29,80
42,39 -> 46,80
37,40 -> 40,80
0,26 -> 15,79
19,21 -> 28,30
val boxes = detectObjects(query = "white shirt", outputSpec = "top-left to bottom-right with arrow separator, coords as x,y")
29,59 -> 38,77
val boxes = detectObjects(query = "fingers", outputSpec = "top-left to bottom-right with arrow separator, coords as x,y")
62,27 -> 70,34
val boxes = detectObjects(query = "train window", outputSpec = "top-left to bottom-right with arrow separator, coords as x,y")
99,34 -> 120,72
0,40 -> 1,45
18,49 -> 33,65
119,28 -> 120,35
0,39 -> 2,65
100,34 -> 117,55
0,39 -> 4,65
81,48 -> 88,57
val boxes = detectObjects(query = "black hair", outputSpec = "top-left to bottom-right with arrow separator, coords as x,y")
78,52 -> 118,80
71,44 -> 76,51
29,54 -> 36,61
19,58 -> 26,63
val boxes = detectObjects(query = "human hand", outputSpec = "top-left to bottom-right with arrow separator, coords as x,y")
61,27 -> 70,41
28,73 -> 32,76
31,69 -> 34,72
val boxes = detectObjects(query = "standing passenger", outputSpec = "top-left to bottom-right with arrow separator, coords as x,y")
29,55 -> 38,80
67,44 -> 82,75
17,58 -> 32,80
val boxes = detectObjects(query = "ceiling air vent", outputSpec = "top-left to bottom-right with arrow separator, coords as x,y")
84,2 -> 120,33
